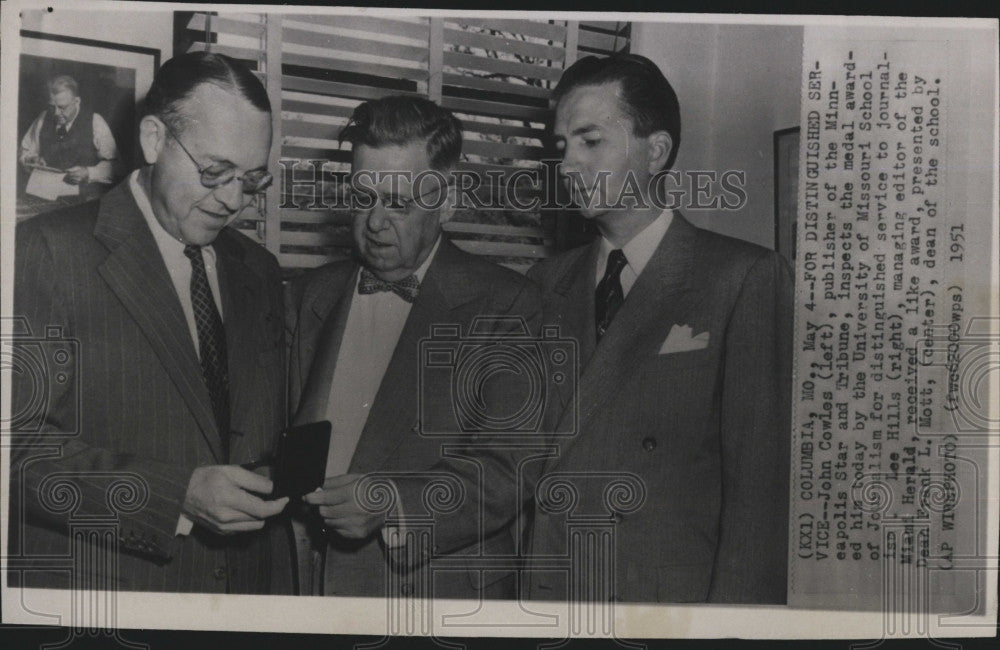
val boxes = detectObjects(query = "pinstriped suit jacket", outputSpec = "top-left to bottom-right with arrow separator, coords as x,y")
7,181 -> 286,594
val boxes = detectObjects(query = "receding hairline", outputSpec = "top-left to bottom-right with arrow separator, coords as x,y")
161,79 -> 271,129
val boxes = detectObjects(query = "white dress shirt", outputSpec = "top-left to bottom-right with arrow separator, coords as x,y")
323,238 -> 441,476
130,170 -> 223,536
20,109 -> 119,183
594,209 -> 674,298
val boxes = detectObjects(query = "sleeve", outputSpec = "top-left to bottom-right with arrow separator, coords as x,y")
10,223 -> 193,563
18,112 -> 45,167
86,113 -> 119,184
388,273 -> 546,566
707,251 -> 793,603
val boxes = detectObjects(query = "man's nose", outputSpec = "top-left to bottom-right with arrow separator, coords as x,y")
214,178 -> 245,213
559,146 -> 582,177
366,202 -> 390,231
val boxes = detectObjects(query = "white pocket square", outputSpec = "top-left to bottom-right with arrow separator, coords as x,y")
659,324 -> 709,354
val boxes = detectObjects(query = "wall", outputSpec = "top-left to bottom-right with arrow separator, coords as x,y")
633,21 -> 803,248
20,6 -> 174,61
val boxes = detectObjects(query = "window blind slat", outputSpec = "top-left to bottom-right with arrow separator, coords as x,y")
283,26 -> 430,63
283,75 -> 422,101
443,51 -> 563,83
442,96 -> 548,121
186,13 -> 264,39
288,15 -> 430,42
442,72 -> 550,100
443,27 -> 567,62
457,19 -> 567,43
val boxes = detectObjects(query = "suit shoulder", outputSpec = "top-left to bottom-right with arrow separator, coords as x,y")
287,257 -> 357,308
220,227 -> 280,276
526,244 -> 589,290
17,201 -> 101,248
693,226 -> 787,277
292,257 -> 356,291
451,245 -> 534,293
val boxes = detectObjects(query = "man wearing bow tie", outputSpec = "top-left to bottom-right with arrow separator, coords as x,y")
286,95 -> 540,599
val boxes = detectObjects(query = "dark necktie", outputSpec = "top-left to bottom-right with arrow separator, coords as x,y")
184,245 -> 231,458
595,249 -> 628,342
55,125 -> 67,140
357,267 -> 420,303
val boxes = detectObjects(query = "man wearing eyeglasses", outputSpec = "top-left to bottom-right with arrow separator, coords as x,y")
285,95 -> 540,599
18,74 -> 120,204
10,52 -> 289,594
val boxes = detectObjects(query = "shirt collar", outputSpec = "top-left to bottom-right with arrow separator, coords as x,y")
129,170 -> 216,262
598,209 -> 674,278
413,235 -> 441,283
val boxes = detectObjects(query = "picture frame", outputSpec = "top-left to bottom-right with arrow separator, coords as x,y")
15,30 -> 160,220
773,126 -> 800,262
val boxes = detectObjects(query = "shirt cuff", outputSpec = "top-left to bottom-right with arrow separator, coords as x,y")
175,513 -> 194,536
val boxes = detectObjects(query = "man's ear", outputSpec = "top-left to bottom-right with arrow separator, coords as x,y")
138,115 -> 166,165
438,179 -> 458,225
646,131 -> 673,175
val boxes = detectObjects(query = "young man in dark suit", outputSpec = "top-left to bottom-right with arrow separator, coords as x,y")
523,53 -> 792,603
9,52 -> 288,594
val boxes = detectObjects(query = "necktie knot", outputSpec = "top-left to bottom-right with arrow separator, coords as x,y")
183,244 -> 201,261
55,125 -> 67,139
358,267 -> 420,303
606,249 -> 627,275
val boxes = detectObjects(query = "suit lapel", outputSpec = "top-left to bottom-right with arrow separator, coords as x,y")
94,183 -> 224,462
293,265 -> 359,426
555,214 -> 701,447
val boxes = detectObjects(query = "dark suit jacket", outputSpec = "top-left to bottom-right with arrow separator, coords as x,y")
523,213 -> 792,603
7,181 -> 286,594
286,238 -> 541,599
397,213 -> 792,604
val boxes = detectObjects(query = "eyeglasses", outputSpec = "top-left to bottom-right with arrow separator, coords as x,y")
163,121 -> 273,195
344,181 -> 451,216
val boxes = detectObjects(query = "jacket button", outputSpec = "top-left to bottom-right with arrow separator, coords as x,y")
400,582 -> 413,595
642,437 -> 657,452
214,567 -> 226,580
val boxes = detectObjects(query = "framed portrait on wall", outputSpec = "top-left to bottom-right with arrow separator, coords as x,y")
773,126 -> 800,262
15,30 -> 159,221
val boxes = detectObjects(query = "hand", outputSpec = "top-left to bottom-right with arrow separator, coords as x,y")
183,465 -> 289,535
302,474 -> 386,540
64,166 -> 89,184
20,153 -> 43,169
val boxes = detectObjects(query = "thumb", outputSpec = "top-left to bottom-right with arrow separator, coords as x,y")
226,466 -> 274,494
322,473 -> 362,490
